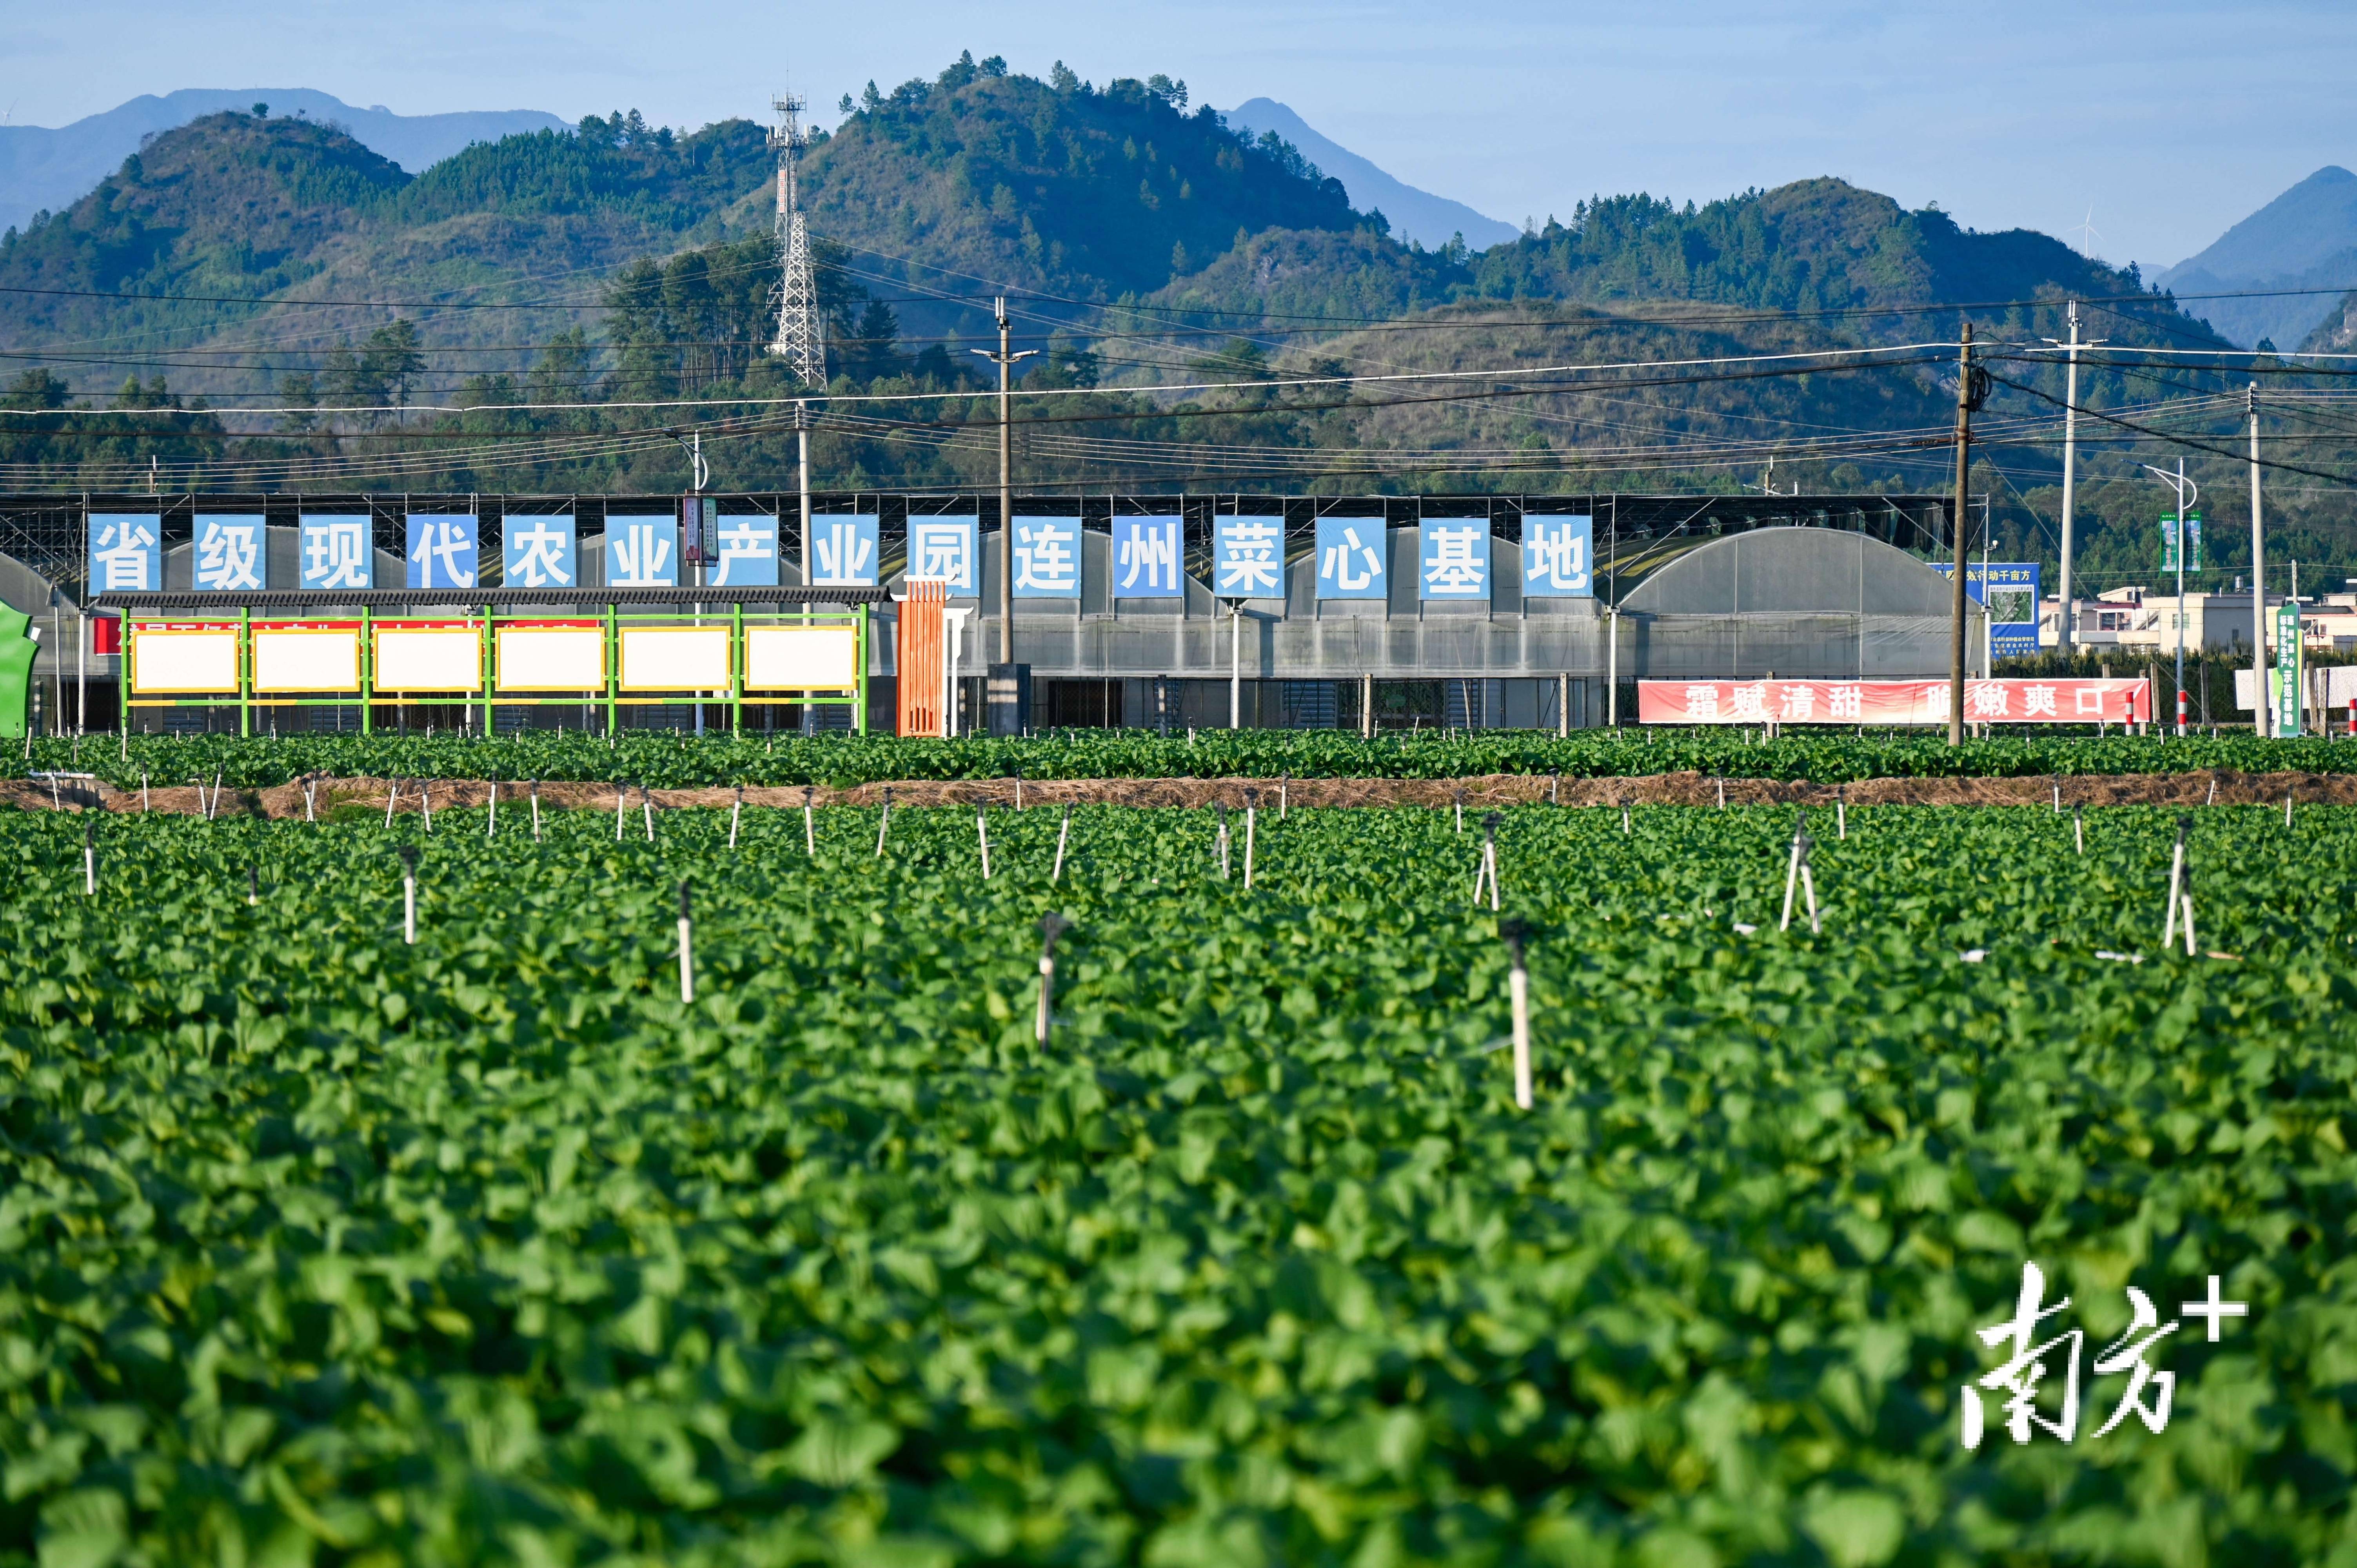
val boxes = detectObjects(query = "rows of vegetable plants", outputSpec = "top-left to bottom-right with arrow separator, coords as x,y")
14,724 -> 2357,790
4,799 -> 2353,1565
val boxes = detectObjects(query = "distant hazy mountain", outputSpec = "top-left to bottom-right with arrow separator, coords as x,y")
0,88 -> 567,236
2156,166 -> 2357,348
1219,97 -> 1518,252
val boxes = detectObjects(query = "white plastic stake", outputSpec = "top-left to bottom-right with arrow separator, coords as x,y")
1280,774 -> 1289,819
212,770 -> 223,819
1454,789 -> 1464,834
2181,891 -> 2197,956
976,804 -> 993,878
247,866 -> 258,907
1837,790 -> 1847,840
401,848 -> 418,946
1036,915 -> 1067,1046
804,786 -> 816,855
1503,919 -> 1532,1111
421,786 -> 433,834
530,779 -> 542,840
305,776 -> 317,823
1052,803 -> 1072,883
1015,771 -> 1024,811
875,788 -> 892,856
487,779 -> 498,838
1717,777 -> 1727,810
2053,781 -> 2061,813
2286,789 -> 2294,828
641,784 -> 654,841
2163,818 -> 2188,948
83,824 -> 94,896
615,784 -> 626,840
1243,789 -> 1258,889
1216,805 -> 1231,879
677,880 -> 695,1004
140,770 -> 148,813
729,784 -> 742,849
1481,812 -> 1502,911
386,778 -> 401,828
1800,851 -> 1820,935
2074,804 -> 2085,856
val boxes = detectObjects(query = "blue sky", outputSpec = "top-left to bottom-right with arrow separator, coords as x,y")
4,0 -> 2351,269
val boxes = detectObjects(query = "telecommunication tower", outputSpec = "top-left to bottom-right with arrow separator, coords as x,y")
768,95 -> 825,386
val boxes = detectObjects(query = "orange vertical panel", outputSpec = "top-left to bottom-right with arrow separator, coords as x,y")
897,579 -> 946,737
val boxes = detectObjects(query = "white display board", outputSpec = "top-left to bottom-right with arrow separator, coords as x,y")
496,626 -> 606,691
619,626 -> 731,691
254,628 -> 361,693
745,624 -> 859,690
130,628 -> 240,694
376,628 -> 483,692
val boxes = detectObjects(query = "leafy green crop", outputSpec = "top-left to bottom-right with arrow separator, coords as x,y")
3,800 -> 2354,1565
16,724 -> 2357,791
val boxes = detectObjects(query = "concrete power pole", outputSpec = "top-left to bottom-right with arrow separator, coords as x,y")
1948,322 -> 1979,747
2058,302 -> 2079,648
972,298 -> 1036,730
2250,381 -> 2267,735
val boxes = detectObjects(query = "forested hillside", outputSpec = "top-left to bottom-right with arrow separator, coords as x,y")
0,53 -> 2344,599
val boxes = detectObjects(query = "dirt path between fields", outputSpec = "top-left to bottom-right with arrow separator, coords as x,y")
7,769 -> 2355,817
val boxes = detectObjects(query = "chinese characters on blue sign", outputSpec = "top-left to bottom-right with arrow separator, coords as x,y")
907,515 -> 977,593
707,510 -> 778,588
299,515 -> 372,591
1013,516 -> 1082,598
1215,515 -> 1284,598
406,514 -> 478,589
1418,520 -> 1490,600
1113,515 -> 1183,598
193,515 -> 267,592
810,514 -> 880,587
1934,561 -> 2043,657
605,514 -> 680,588
503,513 -> 577,590
87,514 -> 160,593
1522,515 -> 1593,597
1315,517 -> 1387,600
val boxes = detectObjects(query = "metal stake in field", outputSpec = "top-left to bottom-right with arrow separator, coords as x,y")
1036,914 -> 1068,1046
140,770 -> 148,813
1454,787 -> 1465,834
1280,773 -> 1289,819
2163,815 -> 2190,949
1216,803 -> 1231,879
2074,803 -> 2085,856
1551,769 -> 1561,806
730,783 -> 743,850
399,847 -> 419,946
975,802 -> 993,878
1014,768 -> 1024,810
1621,797 -> 1632,835
1472,811 -> 1502,911
1243,788 -> 1258,889
1500,916 -> 1533,1110
641,783 -> 655,842
1836,785 -> 1848,840
803,785 -> 816,855
2286,788 -> 2294,828
1717,777 -> 1727,810
487,779 -> 498,838
1780,814 -> 1820,934
875,787 -> 892,856
211,770 -> 223,819
530,778 -> 542,841
614,783 -> 626,840
1052,802 -> 1072,883
386,778 -> 402,829
677,880 -> 695,1004
83,823 -> 94,896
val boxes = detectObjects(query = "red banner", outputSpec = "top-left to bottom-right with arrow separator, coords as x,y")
1637,678 -> 2152,726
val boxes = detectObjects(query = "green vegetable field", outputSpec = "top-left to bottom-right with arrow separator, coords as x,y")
14,726 -> 2357,791
4,799 -> 2353,1565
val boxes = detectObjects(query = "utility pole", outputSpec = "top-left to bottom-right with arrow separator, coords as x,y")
2043,301 -> 2102,650
2250,383 -> 2267,735
1947,322 -> 1981,746
972,298 -> 1037,687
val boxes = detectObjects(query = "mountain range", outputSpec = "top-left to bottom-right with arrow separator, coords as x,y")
2156,165 -> 2357,349
0,89 -> 568,239
1217,98 -> 1519,252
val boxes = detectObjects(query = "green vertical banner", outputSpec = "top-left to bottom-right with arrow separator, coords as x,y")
2159,514 -> 2204,573
2275,601 -> 2303,737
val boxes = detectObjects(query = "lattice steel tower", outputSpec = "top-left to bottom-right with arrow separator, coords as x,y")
767,95 -> 826,386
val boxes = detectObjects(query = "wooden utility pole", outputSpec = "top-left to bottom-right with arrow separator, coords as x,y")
1948,322 -> 1975,746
